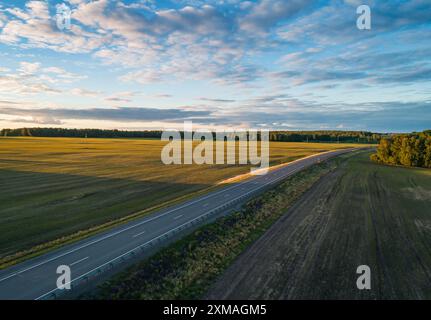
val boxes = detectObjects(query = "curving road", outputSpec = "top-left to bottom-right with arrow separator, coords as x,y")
0,148 -> 357,300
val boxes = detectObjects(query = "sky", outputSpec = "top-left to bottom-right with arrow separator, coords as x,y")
0,0 -> 430,132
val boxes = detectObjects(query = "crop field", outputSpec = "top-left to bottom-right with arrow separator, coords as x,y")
207,152 -> 431,299
0,136 -> 364,259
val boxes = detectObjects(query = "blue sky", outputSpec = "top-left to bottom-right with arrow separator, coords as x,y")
0,0 -> 430,132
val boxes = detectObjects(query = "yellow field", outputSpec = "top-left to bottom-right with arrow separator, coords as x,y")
0,137 -> 365,258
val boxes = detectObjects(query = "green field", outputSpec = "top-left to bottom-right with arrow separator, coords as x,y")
0,137 -> 363,260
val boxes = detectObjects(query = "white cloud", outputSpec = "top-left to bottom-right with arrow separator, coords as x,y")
239,0 -> 312,34
42,66 -> 87,81
0,61 -> 87,96
0,0 -> 106,53
70,88 -> 102,97
18,61 -> 41,74
26,0 -> 50,20
0,0 -> 259,85
104,91 -> 138,105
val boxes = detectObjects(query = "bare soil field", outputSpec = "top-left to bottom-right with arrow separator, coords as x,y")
206,152 -> 431,299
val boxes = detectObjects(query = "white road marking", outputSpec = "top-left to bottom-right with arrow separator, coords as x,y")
173,215 -> 184,220
69,257 -> 89,267
202,203 -> 209,207
132,230 -> 146,238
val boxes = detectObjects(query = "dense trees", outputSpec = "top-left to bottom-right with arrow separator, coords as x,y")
270,130 -> 382,143
371,130 -> 431,168
1,127 -> 162,139
1,127 -> 382,143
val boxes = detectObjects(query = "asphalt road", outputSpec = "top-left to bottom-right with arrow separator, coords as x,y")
0,148 -> 357,300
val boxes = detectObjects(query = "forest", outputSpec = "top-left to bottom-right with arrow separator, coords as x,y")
1,127 -> 382,143
0,127 -> 163,139
371,130 -> 431,168
269,130 -> 381,143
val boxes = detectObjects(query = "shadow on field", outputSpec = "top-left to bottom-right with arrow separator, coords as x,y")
0,168 -> 210,258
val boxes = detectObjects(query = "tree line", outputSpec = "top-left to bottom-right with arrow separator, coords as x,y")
371,130 -> 431,168
269,130 -> 381,143
0,127 -> 383,143
0,127 -> 163,139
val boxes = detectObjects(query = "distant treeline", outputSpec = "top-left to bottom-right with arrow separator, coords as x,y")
269,131 -> 382,143
1,127 -> 383,143
371,130 -> 431,168
0,127 -> 163,139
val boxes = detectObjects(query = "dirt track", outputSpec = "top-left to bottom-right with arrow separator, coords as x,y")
206,153 -> 431,299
